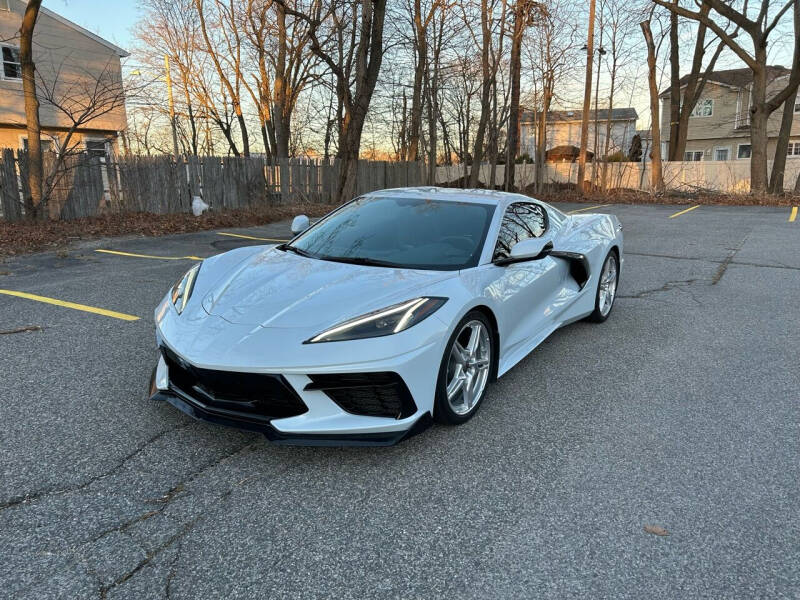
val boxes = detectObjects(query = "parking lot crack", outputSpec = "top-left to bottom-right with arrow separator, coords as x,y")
712,231 -> 749,285
619,278 -> 706,300
0,423 -> 192,512
96,442 -> 262,598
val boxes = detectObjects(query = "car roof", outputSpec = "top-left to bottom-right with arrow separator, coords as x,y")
367,186 -> 543,208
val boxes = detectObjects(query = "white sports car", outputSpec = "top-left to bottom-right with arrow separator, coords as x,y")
149,187 -> 622,445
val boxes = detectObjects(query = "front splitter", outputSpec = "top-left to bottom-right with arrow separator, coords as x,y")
148,368 -> 432,447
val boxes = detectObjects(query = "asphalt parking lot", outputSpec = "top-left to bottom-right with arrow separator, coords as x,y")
2,200 -> 799,599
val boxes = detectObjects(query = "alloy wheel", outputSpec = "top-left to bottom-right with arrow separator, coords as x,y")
445,320 -> 491,416
599,253 -> 618,317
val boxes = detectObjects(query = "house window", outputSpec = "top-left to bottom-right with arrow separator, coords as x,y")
690,99 -> 713,118
737,144 -> 751,159
21,137 -> 55,153
787,142 -> 800,157
2,45 -> 21,80
794,94 -> 800,113
85,139 -> 109,158
714,147 -> 730,161
683,151 -> 703,162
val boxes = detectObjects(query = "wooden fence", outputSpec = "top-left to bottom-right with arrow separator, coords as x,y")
0,151 -> 424,222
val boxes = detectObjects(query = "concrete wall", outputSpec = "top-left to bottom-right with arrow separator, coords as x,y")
0,0 -> 126,144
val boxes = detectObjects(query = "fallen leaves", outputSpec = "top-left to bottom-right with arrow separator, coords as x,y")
644,524 -> 669,536
0,203 -> 338,258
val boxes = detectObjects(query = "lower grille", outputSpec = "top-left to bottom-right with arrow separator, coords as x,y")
160,346 -> 308,422
305,372 -> 417,420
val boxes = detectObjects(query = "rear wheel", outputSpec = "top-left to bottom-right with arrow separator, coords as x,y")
586,250 -> 618,323
434,311 -> 493,425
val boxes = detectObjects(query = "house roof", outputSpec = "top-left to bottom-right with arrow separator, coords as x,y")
39,6 -> 129,58
658,65 -> 790,97
520,107 -> 638,123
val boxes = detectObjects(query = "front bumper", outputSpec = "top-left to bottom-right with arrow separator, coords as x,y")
148,368 -> 432,446
148,338 -> 440,446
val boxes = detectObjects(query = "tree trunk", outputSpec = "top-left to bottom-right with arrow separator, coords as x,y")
273,3 -> 290,158
504,0 -> 525,192
768,2 -> 800,194
749,57 -> 769,194
641,19 -> 664,193
468,0 -> 493,189
20,0 -> 43,220
534,74 -> 554,193
535,82 -> 552,194
577,0 -> 596,194
668,11 -> 681,161
408,0 -> 427,162
768,96 -> 795,193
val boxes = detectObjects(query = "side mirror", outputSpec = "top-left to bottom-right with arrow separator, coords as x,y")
291,214 -> 310,235
495,238 -> 553,266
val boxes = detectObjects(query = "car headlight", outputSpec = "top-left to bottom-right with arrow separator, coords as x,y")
171,263 -> 201,314
306,297 -> 447,343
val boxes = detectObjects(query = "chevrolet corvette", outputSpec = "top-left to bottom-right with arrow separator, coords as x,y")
149,187 -> 622,445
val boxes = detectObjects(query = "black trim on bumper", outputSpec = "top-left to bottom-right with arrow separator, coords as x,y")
304,372 -> 417,419
149,368 -> 432,446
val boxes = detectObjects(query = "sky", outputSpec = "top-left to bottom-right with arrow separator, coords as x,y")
42,0 -> 139,54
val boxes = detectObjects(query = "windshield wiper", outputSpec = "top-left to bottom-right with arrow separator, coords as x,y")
278,244 -> 315,259
319,255 -> 402,268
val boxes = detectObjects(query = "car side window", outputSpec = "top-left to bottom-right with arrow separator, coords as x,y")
493,202 -> 547,261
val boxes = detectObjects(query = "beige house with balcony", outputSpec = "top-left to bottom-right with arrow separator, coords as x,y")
0,0 -> 128,155
659,66 -> 800,162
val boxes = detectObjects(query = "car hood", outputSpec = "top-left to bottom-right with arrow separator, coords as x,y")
200,247 -> 456,329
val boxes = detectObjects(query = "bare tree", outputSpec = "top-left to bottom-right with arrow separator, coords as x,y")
36,60 -> 128,217
279,0 -> 388,202
653,0 -> 800,194
195,0 -> 251,156
767,0 -> 800,193
525,0 -> 580,193
504,0 -> 544,191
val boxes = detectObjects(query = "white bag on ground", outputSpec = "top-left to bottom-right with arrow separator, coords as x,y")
191,196 -> 209,216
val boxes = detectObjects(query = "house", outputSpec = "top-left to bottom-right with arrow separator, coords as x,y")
519,108 -> 638,161
0,0 -> 128,155
659,66 -> 800,161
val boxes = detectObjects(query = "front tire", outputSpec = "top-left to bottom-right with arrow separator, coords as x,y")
586,250 -> 619,323
434,311 -> 494,425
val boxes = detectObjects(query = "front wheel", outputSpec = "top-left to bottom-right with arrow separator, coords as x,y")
434,311 -> 494,425
586,250 -> 619,323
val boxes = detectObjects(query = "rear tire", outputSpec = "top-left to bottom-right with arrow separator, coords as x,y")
434,311 -> 494,425
586,250 -> 619,323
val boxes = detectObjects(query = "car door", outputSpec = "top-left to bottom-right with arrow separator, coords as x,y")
484,202 -> 570,359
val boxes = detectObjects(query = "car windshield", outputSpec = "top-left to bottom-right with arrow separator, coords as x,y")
286,195 -> 496,271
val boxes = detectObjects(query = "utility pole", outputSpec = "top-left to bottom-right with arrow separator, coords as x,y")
164,54 -> 180,160
577,0 -> 596,196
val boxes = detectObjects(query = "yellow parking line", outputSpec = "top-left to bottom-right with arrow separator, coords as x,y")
567,204 -> 611,214
218,232 -> 288,242
95,249 -> 203,261
790,206 -> 798,222
669,205 -> 700,219
0,289 -> 140,321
